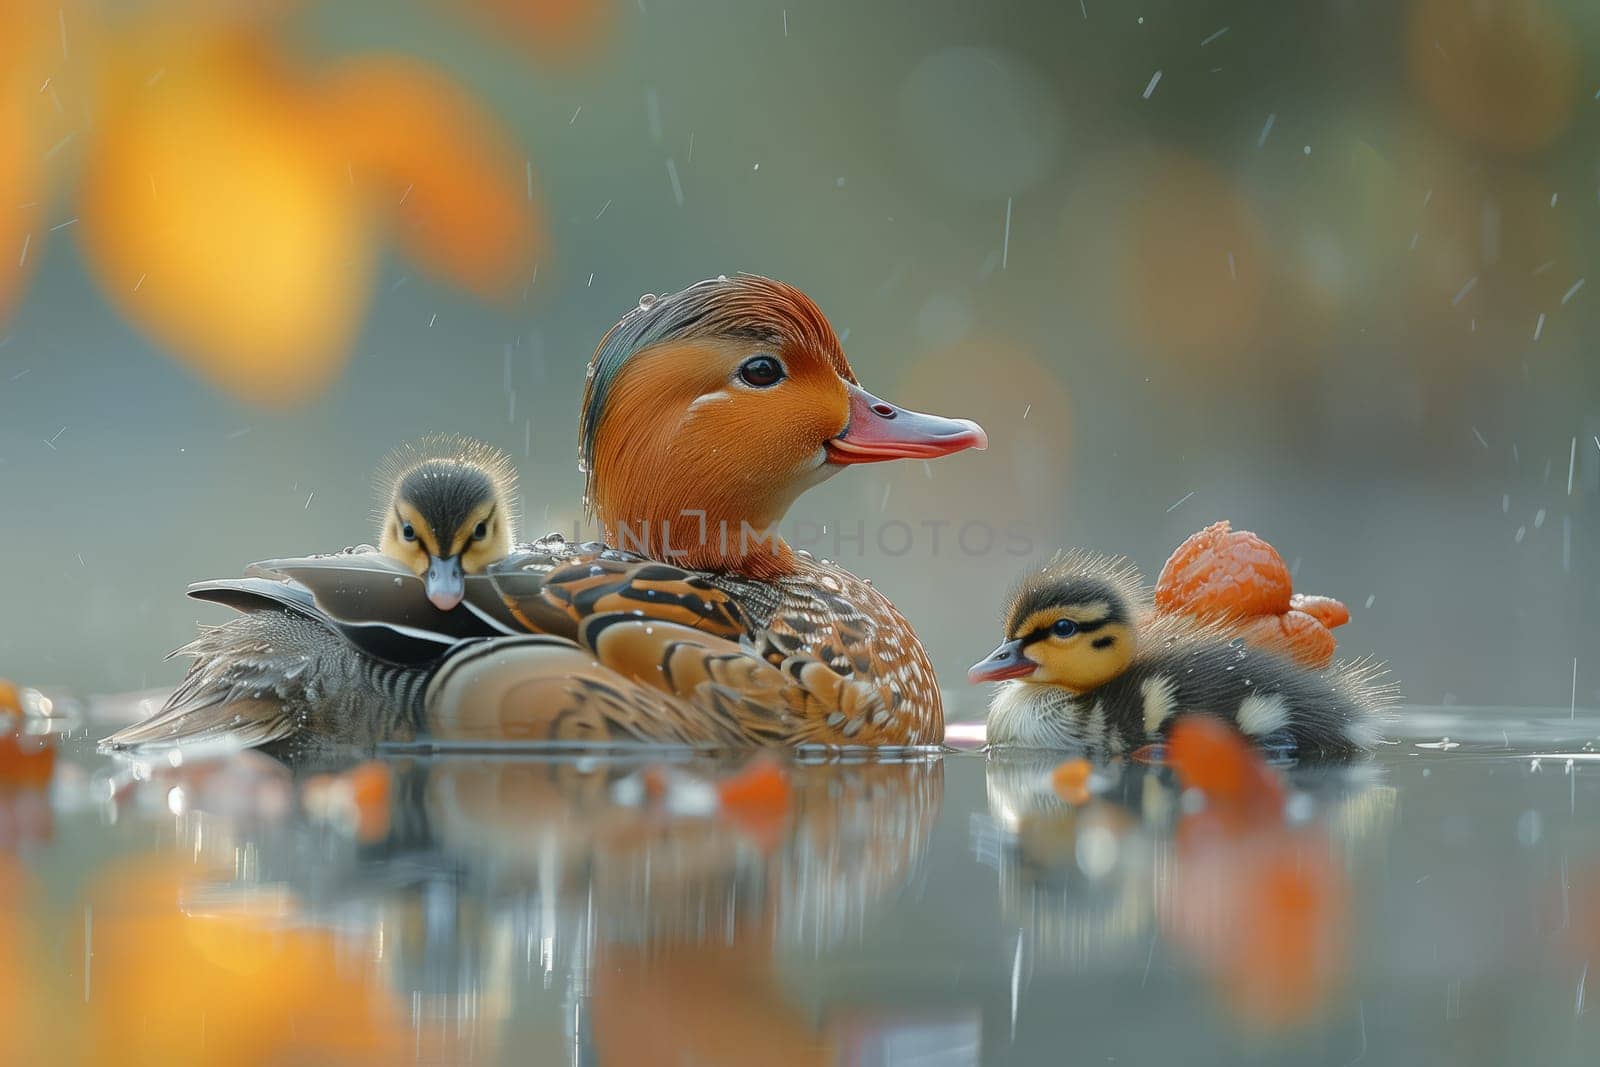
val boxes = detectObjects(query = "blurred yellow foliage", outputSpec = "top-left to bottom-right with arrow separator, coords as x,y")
326,56 -> 540,299
1,2 -> 546,406
0,2 -> 56,323
80,28 -> 375,405
64,857 -> 405,1066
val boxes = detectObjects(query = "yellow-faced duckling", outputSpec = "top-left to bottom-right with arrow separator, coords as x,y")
373,436 -> 519,610
969,552 -> 1393,758
103,435 -> 521,750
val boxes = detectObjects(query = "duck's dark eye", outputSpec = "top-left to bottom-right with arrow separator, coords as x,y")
401,523 -> 417,542
737,355 -> 785,388
1052,618 -> 1078,638
472,521 -> 488,541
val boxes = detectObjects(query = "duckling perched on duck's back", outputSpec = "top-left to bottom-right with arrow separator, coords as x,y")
374,436 -> 519,610
969,552 -> 1392,758
103,435 -> 521,750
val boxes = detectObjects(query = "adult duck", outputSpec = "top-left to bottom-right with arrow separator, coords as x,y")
106,275 -> 986,751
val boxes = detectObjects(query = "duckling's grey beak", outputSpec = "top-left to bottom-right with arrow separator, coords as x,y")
968,638 -> 1036,684
425,554 -> 466,611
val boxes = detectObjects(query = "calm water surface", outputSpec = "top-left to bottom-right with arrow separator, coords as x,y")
4,700 -> 1600,1065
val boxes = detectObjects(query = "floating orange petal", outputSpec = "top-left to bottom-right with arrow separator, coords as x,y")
79,29 -> 373,405
0,723 -> 54,789
716,756 -> 793,849
325,56 -> 541,298
303,760 -> 393,843
1156,520 -> 1293,620
1049,757 -> 1094,806
1167,714 -> 1286,816
717,756 -> 792,818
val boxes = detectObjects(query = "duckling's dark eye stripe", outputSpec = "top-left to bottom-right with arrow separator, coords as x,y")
396,508 -> 440,556
457,504 -> 497,554
1019,618 -> 1111,645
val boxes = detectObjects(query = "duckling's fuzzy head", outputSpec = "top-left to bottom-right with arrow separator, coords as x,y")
579,274 -> 986,576
970,551 -> 1147,692
374,435 -> 519,610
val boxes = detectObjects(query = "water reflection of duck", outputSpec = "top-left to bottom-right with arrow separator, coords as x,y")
969,551 -> 1395,757
316,756 -> 945,1061
107,276 -> 987,751
417,756 -> 944,951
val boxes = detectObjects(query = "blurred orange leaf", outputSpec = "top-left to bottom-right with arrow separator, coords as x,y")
73,858 -> 403,1066
79,29 -> 374,405
11,7 -> 546,404
449,0 -> 615,64
1409,0 -> 1577,153
326,55 -> 541,298
1121,156 -> 1269,362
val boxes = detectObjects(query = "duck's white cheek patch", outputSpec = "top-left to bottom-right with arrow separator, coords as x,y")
686,392 -> 733,413
1236,693 -> 1290,736
1140,675 -> 1179,735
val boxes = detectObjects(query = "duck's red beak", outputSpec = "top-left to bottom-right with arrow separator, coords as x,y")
825,383 -> 988,465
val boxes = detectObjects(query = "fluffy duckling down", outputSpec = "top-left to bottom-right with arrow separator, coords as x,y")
969,551 -> 1394,758
374,435 -> 519,610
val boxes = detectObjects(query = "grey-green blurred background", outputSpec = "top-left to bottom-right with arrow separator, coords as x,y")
2,0 -> 1597,713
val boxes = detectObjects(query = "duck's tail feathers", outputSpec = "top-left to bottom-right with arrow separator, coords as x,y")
100,613 -> 331,751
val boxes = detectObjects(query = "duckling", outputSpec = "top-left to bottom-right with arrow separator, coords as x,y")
968,552 -> 1392,758
373,436 -> 519,610
103,436 -> 521,750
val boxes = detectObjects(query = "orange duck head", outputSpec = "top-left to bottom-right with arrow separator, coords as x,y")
580,274 -> 987,577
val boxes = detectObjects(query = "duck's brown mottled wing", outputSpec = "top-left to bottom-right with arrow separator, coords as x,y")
727,559 -> 943,746
487,543 -> 750,642
424,615 -> 902,747
432,538 -> 933,746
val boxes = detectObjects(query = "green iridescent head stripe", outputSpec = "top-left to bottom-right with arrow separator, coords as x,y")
577,274 -> 853,493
